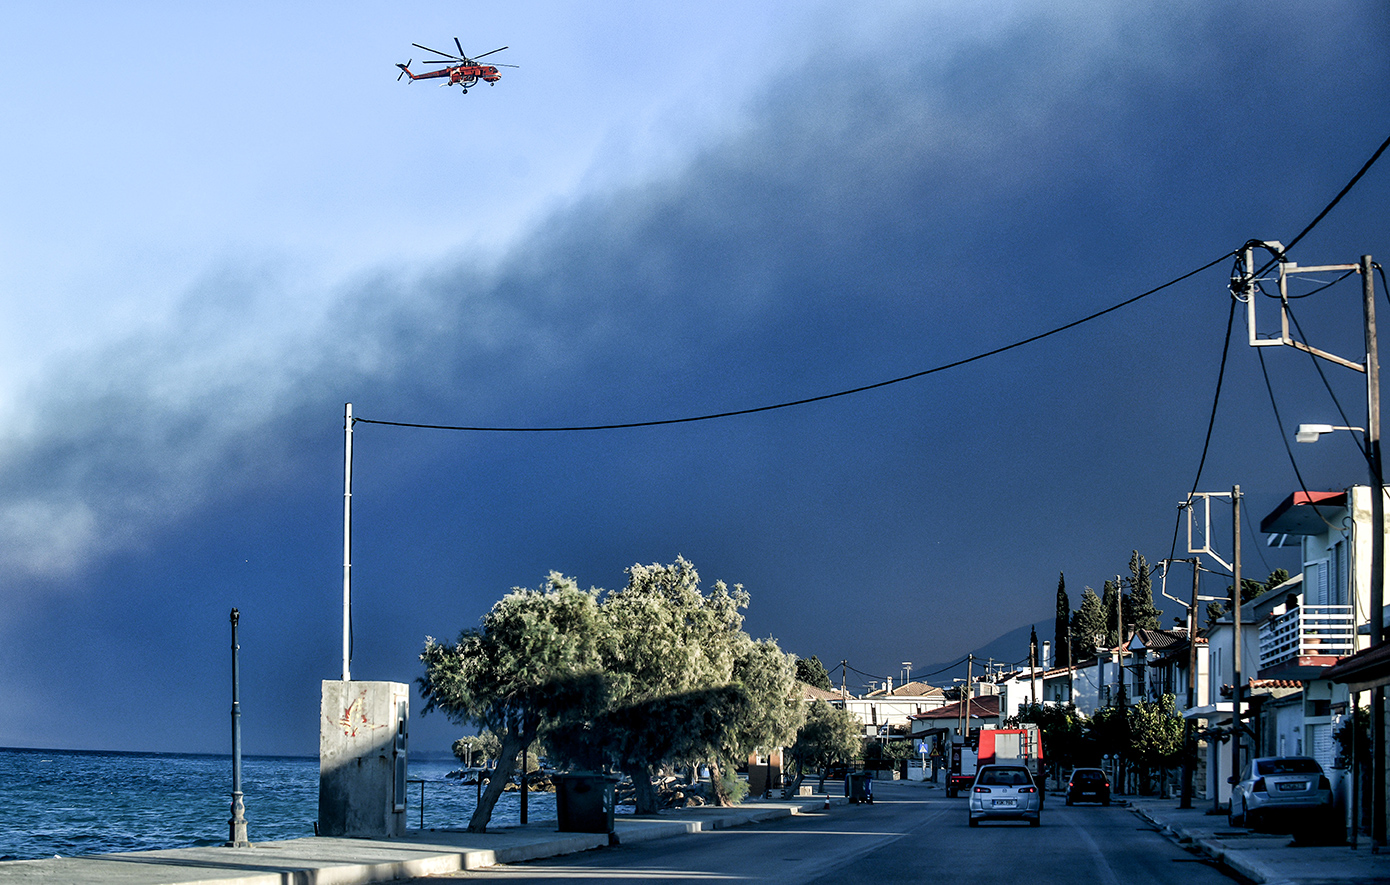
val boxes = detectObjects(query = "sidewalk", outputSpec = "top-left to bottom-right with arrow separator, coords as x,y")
0,795 -> 845,885
1127,796 -> 1390,885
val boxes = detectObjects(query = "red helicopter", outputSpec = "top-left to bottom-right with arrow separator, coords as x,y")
396,38 -> 516,93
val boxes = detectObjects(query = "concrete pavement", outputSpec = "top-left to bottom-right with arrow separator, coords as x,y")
0,794 -> 846,885
1128,795 -> 1390,885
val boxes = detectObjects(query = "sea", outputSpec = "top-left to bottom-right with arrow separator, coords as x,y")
0,747 -> 558,862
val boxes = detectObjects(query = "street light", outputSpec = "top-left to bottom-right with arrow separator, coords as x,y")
1294,423 -> 1364,444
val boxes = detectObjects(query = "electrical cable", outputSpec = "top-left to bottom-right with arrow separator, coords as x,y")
353,254 -> 1235,433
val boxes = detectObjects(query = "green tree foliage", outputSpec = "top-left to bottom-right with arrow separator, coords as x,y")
424,558 -> 801,825
795,655 -> 834,691
787,700 -> 862,793
452,730 -> 501,767
419,574 -> 611,832
1127,694 -> 1185,771
1100,579 -> 1121,648
1070,586 -> 1107,662
1123,551 -> 1162,633
599,558 -> 786,812
1054,573 -> 1071,669
1204,568 -> 1290,629
1009,703 -> 1088,776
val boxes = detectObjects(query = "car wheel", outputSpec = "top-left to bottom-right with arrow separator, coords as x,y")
1065,796 -> 1074,806
1030,816 -> 1041,827
1229,797 -> 1245,828
968,816 -> 979,827
1101,797 -> 1110,807
1246,809 -> 1261,831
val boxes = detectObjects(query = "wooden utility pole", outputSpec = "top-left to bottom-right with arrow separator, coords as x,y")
1180,559 -> 1199,809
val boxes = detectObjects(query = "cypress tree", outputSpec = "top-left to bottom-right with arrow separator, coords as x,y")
1054,573 -> 1071,669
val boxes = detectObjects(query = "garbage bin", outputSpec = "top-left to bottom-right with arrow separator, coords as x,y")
555,773 -> 617,833
845,771 -> 873,804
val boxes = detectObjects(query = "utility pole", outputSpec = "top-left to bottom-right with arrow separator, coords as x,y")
1181,558 -> 1199,809
1231,484 -> 1244,805
342,403 -> 353,683
1242,244 -> 1383,847
1361,254 -> 1386,851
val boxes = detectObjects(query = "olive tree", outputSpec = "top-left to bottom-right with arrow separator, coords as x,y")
419,574 -> 611,832
787,699 -> 862,793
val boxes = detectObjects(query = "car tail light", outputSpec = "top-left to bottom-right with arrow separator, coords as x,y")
1318,776 -> 1331,790
974,786 -> 991,793
1252,778 -> 1266,793
1019,786 -> 1037,793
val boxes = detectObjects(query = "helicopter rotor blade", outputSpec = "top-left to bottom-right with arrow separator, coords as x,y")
454,37 -> 467,59
490,63 -> 519,68
413,42 -> 463,61
473,46 -> 509,59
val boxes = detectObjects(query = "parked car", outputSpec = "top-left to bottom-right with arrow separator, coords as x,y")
968,764 -> 1041,827
1065,767 -> 1111,806
1228,756 -> 1333,832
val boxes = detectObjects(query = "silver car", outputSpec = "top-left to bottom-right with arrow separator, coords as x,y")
968,763 -> 1041,827
1228,756 -> 1333,830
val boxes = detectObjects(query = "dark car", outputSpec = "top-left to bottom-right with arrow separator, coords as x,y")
1065,767 -> 1111,806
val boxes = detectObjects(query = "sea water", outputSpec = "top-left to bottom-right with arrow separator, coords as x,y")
0,747 -> 557,862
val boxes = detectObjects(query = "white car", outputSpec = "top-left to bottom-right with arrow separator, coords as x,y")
968,764 -> 1041,827
1228,756 -> 1333,831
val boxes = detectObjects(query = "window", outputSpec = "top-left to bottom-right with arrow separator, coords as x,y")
1331,539 -> 1349,606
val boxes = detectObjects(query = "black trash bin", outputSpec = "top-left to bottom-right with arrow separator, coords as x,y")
845,771 -> 873,804
555,773 -> 617,834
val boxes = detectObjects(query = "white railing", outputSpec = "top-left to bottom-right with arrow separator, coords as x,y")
1258,604 -> 1355,670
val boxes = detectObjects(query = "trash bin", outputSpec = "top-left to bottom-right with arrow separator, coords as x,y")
845,771 -> 873,804
555,773 -> 617,833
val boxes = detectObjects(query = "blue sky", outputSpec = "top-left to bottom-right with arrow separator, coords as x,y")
1,1 -> 1388,756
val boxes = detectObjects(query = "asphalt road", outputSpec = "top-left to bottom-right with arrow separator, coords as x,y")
407,782 -> 1242,884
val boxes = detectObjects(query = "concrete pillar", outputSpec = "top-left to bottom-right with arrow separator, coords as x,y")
319,680 -> 409,838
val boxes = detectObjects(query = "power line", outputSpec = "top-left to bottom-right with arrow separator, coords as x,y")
355,254 -> 1233,433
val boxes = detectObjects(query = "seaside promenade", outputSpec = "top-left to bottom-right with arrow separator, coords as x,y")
0,794 -> 842,885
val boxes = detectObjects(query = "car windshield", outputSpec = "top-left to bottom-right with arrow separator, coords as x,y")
978,768 -> 1030,786
1255,758 -> 1321,775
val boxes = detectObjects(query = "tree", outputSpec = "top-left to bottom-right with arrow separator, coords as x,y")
1123,551 -> 1161,633
1054,573 -> 1072,669
795,655 -> 834,691
419,574 -> 612,832
1009,702 -> 1087,782
1127,694 -> 1185,794
1100,578 -> 1121,648
787,700 -> 862,793
452,730 -> 501,767
1204,568 -> 1290,629
1070,586 -> 1106,662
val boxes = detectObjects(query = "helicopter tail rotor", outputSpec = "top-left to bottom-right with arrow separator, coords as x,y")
396,60 -> 413,81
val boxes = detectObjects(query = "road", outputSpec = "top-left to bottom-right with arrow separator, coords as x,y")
406,781 -> 1240,884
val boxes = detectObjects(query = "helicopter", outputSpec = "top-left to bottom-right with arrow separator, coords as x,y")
396,38 -> 516,93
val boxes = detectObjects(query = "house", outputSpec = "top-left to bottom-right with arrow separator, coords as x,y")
1189,485 -> 1387,818
835,679 -> 949,738
906,694 -> 1002,752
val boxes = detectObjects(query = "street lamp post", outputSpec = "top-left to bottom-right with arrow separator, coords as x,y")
1247,245 -> 1383,848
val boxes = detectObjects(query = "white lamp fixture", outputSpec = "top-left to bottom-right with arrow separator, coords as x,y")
1295,423 -> 1363,443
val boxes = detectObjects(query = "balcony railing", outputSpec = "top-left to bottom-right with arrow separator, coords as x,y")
1258,604 -> 1355,670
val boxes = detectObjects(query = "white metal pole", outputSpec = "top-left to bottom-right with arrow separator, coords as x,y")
343,403 -> 353,682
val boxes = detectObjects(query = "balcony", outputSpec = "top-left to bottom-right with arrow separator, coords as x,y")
1258,604 -> 1355,679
